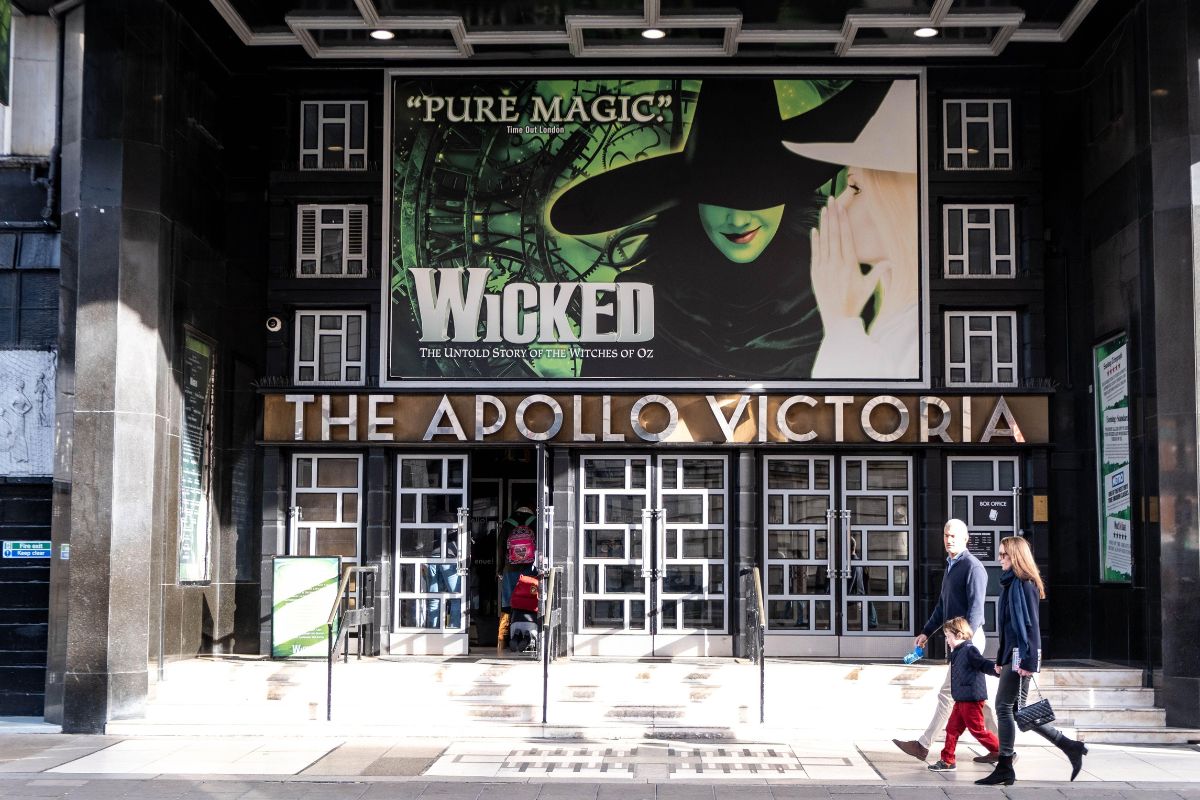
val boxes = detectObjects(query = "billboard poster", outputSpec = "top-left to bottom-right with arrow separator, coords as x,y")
385,74 -> 923,385
272,556 -> 340,658
1094,333 -> 1132,582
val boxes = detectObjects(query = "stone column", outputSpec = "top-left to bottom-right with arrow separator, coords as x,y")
1147,0 -> 1200,728
44,2 -> 173,732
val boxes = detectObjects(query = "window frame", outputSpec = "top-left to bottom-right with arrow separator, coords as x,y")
299,100 -> 368,171
296,204 -> 368,277
942,204 -> 1017,279
943,310 -> 1019,388
942,99 -> 1013,171
293,310 -> 368,386
290,453 -> 363,565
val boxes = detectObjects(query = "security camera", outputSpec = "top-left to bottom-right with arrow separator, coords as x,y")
265,316 -> 283,333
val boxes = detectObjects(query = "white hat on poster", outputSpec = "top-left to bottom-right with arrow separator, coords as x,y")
783,79 -> 918,174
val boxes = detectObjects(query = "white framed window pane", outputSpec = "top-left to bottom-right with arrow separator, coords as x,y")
294,311 -> 367,385
944,311 -> 1018,387
297,204 -> 368,277
943,99 -> 1012,171
300,101 -> 368,172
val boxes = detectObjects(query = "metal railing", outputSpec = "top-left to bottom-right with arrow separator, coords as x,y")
540,565 -> 565,723
741,565 -> 767,724
325,563 -> 379,721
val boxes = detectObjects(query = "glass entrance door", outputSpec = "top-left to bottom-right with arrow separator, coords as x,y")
576,454 -> 730,657
391,454 -> 469,655
763,455 -> 914,658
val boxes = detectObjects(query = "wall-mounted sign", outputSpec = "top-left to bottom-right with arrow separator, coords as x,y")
272,556 -> 340,659
2,540 -> 50,559
385,74 -> 924,387
971,495 -> 1013,527
178,332 -> 215,583
966,532 -> 996,562
1094,333 -> 1132,582
263,392 -> 1046,446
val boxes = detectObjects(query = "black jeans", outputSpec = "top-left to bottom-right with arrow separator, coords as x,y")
995,663 -> 1063,755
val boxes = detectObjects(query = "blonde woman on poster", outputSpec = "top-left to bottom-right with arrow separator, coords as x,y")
785,80 -> 921,379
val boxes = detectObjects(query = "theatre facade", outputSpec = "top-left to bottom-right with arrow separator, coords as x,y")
5,0 -> 1195,733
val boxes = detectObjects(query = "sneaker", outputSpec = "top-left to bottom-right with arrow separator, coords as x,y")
928,760 -> 956,772
973,751 -> 999,764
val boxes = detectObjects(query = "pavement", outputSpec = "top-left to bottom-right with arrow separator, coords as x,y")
1,724 -> 1199,799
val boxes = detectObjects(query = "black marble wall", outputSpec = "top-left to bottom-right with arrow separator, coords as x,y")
45,0 -> 267,732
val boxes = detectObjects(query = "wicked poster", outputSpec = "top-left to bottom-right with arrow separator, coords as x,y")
385,75 -> 923,385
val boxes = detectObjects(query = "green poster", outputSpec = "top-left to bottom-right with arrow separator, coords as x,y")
272,556 -> 340,658
1094,333 -> 1132,582
385,75 -> 923,385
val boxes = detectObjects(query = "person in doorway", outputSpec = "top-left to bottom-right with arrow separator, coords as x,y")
893,518 -> 996,763
977,536 -> 1087,785
497,506 -> 538,653
926,617 -> 1000,772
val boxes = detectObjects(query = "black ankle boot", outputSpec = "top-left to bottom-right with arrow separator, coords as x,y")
975,754 -> 1016,786
1055,734 -> 1088,781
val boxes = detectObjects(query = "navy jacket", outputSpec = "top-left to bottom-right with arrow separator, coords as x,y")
922,551 -> 988,637
949,642 -> 997,702
996,578 -> 1042,672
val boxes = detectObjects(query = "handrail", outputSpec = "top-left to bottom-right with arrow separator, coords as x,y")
325,563 -> 379,721
540,565 -> 564,723
748,566 -> 767,724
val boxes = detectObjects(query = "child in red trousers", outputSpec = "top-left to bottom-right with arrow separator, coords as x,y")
928,616 -> 1001,772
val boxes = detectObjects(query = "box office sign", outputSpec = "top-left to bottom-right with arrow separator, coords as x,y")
265,393 -> 1046,446
385,74 -> 925,386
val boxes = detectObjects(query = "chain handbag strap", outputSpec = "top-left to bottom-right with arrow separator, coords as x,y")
1021,674 -> 1045,706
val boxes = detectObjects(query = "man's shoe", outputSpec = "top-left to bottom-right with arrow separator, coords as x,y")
892,739 -> 929,762
928,760 -> 956,772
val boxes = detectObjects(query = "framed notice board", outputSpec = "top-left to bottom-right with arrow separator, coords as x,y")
272,556 -> 340,658
1094,332 -> 1132,582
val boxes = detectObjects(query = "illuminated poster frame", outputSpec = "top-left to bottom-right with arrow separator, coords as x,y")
1093,332 -> 1133,583
381,68 -> 929,389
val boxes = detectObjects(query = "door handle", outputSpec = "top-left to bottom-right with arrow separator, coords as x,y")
837,509 -> 852,581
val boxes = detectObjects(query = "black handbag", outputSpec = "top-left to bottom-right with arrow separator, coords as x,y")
1014,676 -> 1056,731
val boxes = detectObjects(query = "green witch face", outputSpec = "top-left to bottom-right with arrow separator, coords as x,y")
697,203 -> 786,264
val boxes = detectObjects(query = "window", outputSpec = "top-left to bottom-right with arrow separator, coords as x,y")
300,101 -> 367,170
294,311 -> 366,385
297,205 -> 367,276
948,456 -> 1019,635
943,99 -> 1012,170
944,311 -> 1018,387
291,454 -> 362,563
943,205 -> 1016,278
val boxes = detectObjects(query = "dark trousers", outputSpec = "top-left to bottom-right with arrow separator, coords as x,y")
996,663 -> 1063,755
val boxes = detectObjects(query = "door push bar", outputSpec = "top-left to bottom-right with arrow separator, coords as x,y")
455,506 -> 470,578
824,507 -> 853,580
640,507 -> 666,581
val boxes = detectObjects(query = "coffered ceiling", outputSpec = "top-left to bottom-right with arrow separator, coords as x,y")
207,0 -> 1104,60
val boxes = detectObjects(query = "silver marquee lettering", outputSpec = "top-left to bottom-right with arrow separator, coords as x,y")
777,395 -> 817,442
920,395 -> 952,442
515,394 -> 563,441
285,394 -> 315,441
475,394 -> 506,440
861,395 -> 910,443
423,395 -> 467,441
981,395 -> 1025,443
630,394 -> 678,442
367,394 -> 395,441
824,395 -> 855,442
707,394 -> 752,442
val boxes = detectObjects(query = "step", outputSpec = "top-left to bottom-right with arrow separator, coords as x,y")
1038,686 -> 1156,707
1054,706 -> 1166,727
1076,726 -> 1200,744
1037,667 -> 1144,688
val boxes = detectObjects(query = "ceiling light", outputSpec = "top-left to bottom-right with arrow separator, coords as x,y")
370,30 -> 396,41
641,28 -> 666,40
1151,88 -> 1169,97
914,27 -> 939,38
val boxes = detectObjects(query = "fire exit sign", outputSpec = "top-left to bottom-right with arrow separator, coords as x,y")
2,540 -> 52,559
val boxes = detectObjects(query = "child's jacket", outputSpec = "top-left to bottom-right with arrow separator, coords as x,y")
949,642 -> 998,702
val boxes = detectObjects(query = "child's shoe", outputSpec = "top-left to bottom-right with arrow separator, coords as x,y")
928,760 -> 956,772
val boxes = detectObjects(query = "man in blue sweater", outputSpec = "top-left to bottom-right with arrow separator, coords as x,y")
893,518 -> 997,763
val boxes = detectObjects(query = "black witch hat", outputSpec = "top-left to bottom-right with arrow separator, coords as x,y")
550,78 -> 892,235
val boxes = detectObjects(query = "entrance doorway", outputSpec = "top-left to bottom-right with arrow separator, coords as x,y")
763,455 -> 915,657
575,454 -> 731,657
467,450 -> 538,652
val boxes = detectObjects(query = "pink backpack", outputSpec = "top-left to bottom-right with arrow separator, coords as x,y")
506,516 -> 536,565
